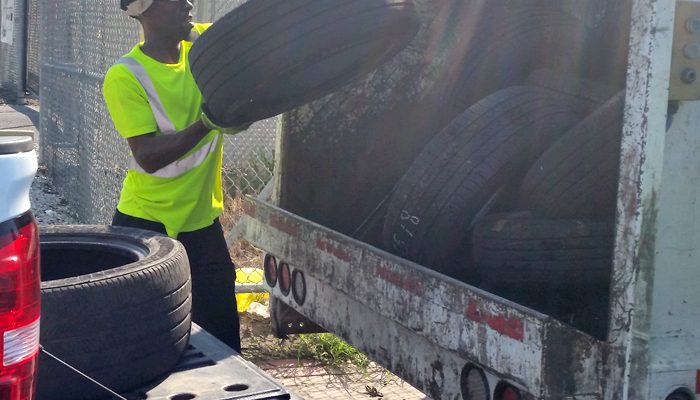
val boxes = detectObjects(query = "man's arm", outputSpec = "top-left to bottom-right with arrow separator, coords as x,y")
127,120 -> 210,173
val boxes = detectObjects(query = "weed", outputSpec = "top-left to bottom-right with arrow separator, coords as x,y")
295,333 -> 371,371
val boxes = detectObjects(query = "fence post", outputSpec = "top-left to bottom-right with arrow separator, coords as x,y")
0,0 -> 27,102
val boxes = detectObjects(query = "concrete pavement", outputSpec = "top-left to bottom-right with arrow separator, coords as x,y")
259,359 -> 430,400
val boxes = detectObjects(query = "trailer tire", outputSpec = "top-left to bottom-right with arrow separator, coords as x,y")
37,225 -> 192,400
382,86 -> 594,275
518,92 -> 625,218
189,0 -> 420,126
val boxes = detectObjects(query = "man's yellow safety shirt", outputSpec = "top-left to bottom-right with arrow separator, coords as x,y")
103,23 -> 224,238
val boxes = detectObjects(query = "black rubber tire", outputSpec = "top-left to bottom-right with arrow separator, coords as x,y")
190,0 -> 420,126
471,212 -> 613,287
37,225 -> 192,400
441,3 -> 625,121
381,86 -> 595,275
471,212 -> 613,338
518,92 -> 625,218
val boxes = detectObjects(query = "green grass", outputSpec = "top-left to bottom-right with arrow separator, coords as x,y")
239,312 -> 371,372
296,333 -> 371,371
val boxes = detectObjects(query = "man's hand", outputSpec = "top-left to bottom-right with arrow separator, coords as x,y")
201,105 -> 252,136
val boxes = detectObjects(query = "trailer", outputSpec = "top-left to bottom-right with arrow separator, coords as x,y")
240,0 -> 700,399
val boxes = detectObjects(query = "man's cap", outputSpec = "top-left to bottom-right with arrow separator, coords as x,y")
120,0 -> 135,11
120,0 -> 154,16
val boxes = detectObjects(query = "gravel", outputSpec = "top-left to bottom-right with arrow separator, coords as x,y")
30,166 -> 80,225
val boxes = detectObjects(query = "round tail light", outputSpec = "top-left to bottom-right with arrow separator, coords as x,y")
460,364 -> 489,400
278,262 -> 291,296
292,270 -> 306,305
495,382 -> 521,400
666,388 -> 693,400
263,254 -> 278,287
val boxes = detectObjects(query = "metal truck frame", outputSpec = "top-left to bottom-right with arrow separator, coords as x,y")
241,1 -> 700,399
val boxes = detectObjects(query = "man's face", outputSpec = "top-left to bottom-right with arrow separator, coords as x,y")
142,0 -> 194,40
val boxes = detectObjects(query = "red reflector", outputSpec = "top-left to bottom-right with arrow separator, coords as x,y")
0,217 -> 41,329
696,370 -> 699,394
264,254 -> 278,287
496,384 -> 521,400
279,262 -> 291,296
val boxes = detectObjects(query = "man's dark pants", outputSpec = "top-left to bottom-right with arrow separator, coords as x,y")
113,210 -> 241,352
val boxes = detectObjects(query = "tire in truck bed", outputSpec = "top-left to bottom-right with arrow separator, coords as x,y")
37,225 -> 191,400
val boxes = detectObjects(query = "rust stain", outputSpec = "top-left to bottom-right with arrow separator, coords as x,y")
315,238 -> 352,262
269,213 -> 299,237
375,264 -> 424,296
466,299 -> 524,342
619,146 -> 641,221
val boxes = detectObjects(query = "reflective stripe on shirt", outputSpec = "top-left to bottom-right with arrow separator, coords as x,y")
117,56 -> 219,179
117,57 -> 177,134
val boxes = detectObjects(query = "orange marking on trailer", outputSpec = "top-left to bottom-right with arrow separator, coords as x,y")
316,238 -> 352,262
466,300 -> 524,341
269,213 -> 298,236
375,264 -> 424,296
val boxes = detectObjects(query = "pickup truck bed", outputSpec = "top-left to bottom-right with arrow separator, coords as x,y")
131,324 -> 300,400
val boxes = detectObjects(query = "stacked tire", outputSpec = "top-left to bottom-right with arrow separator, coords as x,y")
38,226 -> 192,400
383,91 -> 624,337
381,86 -> 600,275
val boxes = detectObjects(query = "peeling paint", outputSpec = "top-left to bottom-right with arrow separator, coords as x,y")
268,213 -> 298,237
466,298 -> 525,342
315,238 -> 352,262
428,358 -> 445,400
375,264 -> 424,296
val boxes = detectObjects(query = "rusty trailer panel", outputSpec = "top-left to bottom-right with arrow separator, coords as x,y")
241,199 -> 609,399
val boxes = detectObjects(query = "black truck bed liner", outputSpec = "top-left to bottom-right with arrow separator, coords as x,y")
131,324 -> 301,400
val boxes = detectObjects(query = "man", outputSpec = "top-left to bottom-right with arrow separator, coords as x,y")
103,0 -> 248,351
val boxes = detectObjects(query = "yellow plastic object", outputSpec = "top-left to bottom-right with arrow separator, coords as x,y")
235,267 -> 269,312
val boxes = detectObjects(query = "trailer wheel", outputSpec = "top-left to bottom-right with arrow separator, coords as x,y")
382,86 -> 594,276
471,212 -> 612,337
518,92 -> 625,218
37,225 -> 191,400
189,0 -> 420,126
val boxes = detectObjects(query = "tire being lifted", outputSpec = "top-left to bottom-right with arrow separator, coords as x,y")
37,225 -> 191,400
189,0 -> 420,126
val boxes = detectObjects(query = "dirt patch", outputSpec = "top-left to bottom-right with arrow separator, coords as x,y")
240,308 -> 305,364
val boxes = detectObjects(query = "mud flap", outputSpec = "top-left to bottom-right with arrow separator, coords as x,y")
270,297 -> 326,338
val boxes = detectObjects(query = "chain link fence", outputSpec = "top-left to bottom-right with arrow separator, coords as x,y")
37,0 -> 275,293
